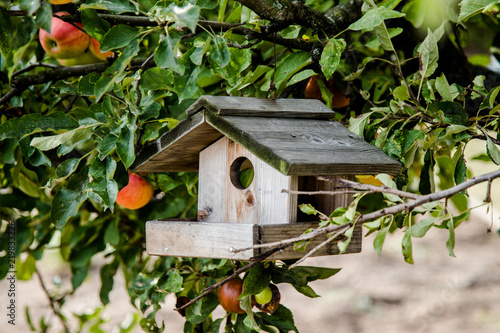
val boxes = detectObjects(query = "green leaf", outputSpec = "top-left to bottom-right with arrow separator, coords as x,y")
0,112 -> 78,140
155,32 -> 185,75
88,156 -> 118,210
99,259 -> 119,305
241,263 -> 272,298
401,227 -> 414,264
55,158 -> 81,179
104,218 -> 120,246
11,158 -> 41,198
95,40 -> 140,101
290,266 -> 341,282
117,119 -> 137,169
486,135 -> 500,165
140,67 -> 174,91
100,25 -> 139,52
218,0 -> 229,22
34,1 -> 52,33
78,72 -> 101,96
435,73 -> 454,101
209,36 -> 231,68
0,8 -> 13,57
411,217 -> 436,238
319,38 -> 346,80
215,47 -> 252,87
293,285 -> 320,298
80,0 -> 138,14
454,155 -> 467,186
185,293 -> 219,325
81,8 -> 111,42
97,133 -> 118,160
373,224 -> 390,255
52,166 -> 89,228
417,28 -> 440,79
458,0 -> 500,22
168,3 -> 200,33
299,204 -> 318,216
159,269 -> 183,293
446,215 -> 456,257
348,6 -> 405,31
365,27 -> 402,48
348,112 -> 373,139
30,126 -> 95,151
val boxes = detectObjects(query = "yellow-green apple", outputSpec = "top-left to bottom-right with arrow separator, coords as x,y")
39,12 -> 90,59
50,0 -> 74,4
116,172 -> 154,209
57,49 -> 102,66
89,38 -> 114,61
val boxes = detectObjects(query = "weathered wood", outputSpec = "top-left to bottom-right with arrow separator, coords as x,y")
186,95 -> 335,119
132,112 -> 223,173
206,113 -> 401,175
133,96 -> 401,175
198,137 -> 298,224
146,220 -> 258,260
259,223 -> 362,260
145,220 -> 362,260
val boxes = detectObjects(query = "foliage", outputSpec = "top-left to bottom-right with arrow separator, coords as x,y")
1,0 -> 500,331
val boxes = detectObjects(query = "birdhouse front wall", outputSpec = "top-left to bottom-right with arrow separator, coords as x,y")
198,137 -> 298,225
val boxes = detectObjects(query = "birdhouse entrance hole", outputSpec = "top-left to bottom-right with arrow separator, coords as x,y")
230,157 -> 254,189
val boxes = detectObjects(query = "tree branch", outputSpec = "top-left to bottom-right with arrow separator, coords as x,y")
356,168 -> 500,224
318,176 -> 420,200
235,0 -> 363,37
174,243 -> 290,312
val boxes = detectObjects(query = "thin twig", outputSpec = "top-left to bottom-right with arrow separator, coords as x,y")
289,225 -> 352,269
318,176 -> 420,200
232,223 -> 352,253
174,243 -> 290,312
35,267 -> 70,333
282,189 -> 360,196
12,62 -> 59,77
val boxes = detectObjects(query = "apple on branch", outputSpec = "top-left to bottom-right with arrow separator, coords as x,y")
89,38 -> 114,61
39,12 -> 90,59
116,172 -> 154,210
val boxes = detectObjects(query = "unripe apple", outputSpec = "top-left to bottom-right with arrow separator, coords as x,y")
89,38 -> 114,61
50,0 -> 74,4
254,284 -> 280,314
217,278 -> 246,314
57,49 -> 102,66
39,12 -> 90,59
116,172 -> 154,210
254,285 -> 273,305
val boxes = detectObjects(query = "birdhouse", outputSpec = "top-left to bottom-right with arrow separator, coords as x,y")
133,96 -> 401,261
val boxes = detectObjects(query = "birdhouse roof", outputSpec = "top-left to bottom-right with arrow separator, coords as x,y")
132,96 -> 401,176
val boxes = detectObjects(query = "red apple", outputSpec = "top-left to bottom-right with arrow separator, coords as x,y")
116,172 -> 154,210
50,0 -> 74,4
39,12 -> 90,59
89,38 -> 114,61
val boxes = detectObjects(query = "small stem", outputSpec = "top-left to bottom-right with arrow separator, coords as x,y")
289,225 -> 351,269
35,267 -> 70,333
174,244 -> 289,312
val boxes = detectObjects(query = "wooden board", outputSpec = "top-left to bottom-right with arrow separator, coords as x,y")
198,137 -> 298,224
132,96 -> 401,176
132,112 -> 223,173
146,220 -> 258,260
146,220 -> 362,261
186,95 -> 335,119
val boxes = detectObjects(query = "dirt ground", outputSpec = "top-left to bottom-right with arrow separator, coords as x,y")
1,199 -> 499,333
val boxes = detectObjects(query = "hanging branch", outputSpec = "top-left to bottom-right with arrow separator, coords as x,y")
174,243 -> 290,313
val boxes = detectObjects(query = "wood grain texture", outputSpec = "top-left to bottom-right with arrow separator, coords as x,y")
186,95 -> 335,119
145,220 -> 362,260
146,220 -> 258,260
133,96 -> 401,175
199,137 -> 297,224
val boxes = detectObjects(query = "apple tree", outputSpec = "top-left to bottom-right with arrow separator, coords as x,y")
1,0 -> 500,332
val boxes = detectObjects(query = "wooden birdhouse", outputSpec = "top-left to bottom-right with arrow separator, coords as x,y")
133,96 -> 401,261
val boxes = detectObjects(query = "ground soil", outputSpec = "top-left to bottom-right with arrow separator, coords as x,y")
1,201 -> 499,333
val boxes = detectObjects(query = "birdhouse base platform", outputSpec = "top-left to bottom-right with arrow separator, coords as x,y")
146,219 -> 362,261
